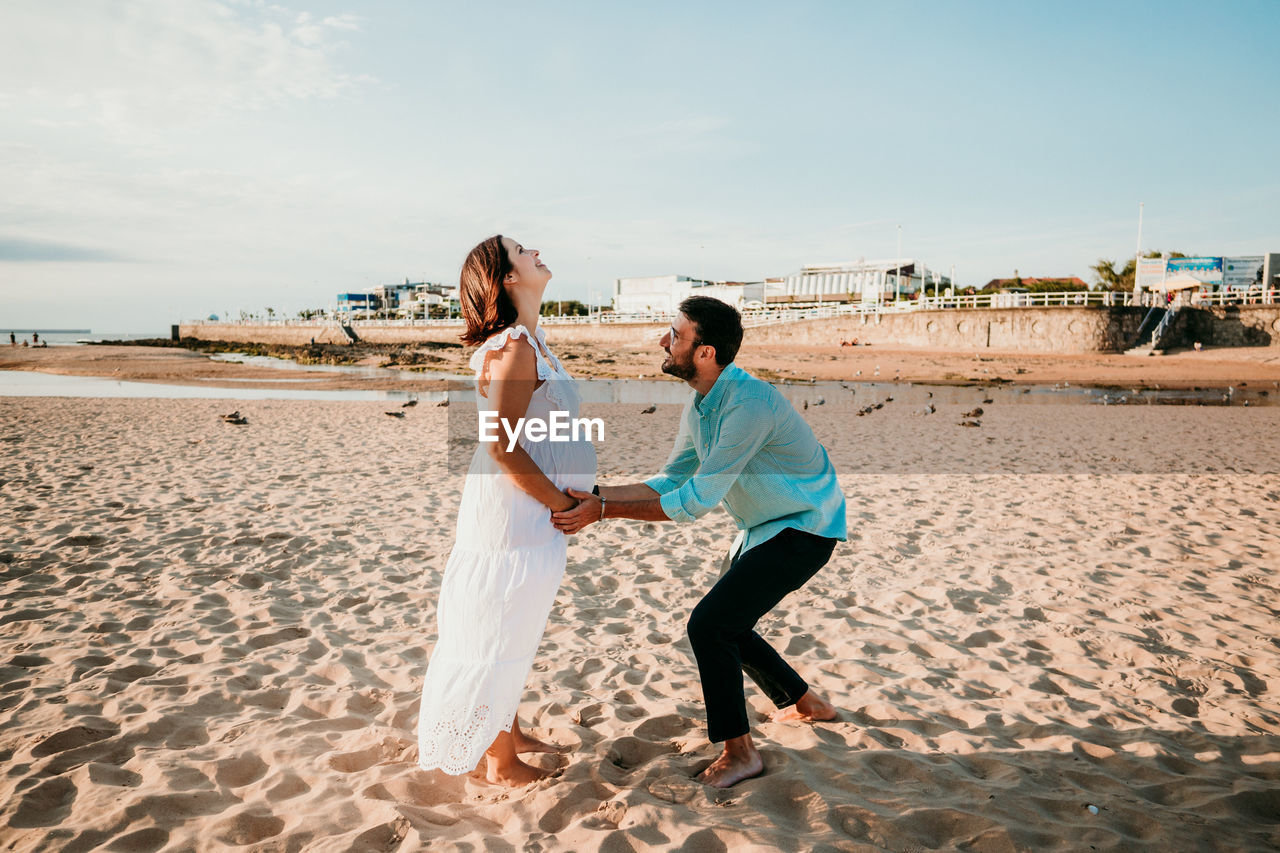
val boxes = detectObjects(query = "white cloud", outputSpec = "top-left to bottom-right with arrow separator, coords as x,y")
0,0 -> 368,144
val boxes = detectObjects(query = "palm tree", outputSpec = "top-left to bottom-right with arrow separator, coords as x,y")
1091,259 -> 1123,291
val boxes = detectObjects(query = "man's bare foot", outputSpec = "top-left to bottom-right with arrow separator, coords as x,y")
511,728 -> 564,755
485,757 -> 551,787
694,734 -> 764,788
769,689 -> 838,723
695,749 -> 764,788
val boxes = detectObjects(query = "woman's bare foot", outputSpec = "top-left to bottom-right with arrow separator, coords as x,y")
694,734 -> 764,788
485,756 -> 551,787
512,729 -> 563,755
511,719 -> 563,755
484,727 -> 552,787
769,689 -> 838,723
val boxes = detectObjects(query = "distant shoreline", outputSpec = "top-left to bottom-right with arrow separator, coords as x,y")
4,336 -> 1280,391
5,328 -> 92,334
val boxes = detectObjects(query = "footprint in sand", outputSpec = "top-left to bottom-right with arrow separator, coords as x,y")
573,702 -> 606,728
605,736 -> 675,771
8,653 -> 52,668
246,626 -> 309,649
0,609 -> 48,627
633,714 -> 695,740
55,534 -> 108,548
86,763 -> 143,788
328,738 -> 412,773
105,827 -> 168,852
236,572 -> 265,589
264,771 -> 311,801
104,663 -> 160,684
580,799 -> 628,830
963,629 -> 1003,648
537,781 -> 615,833
213,809 -> 285,846
344,690 -> 386,718
740,777 -> 825,827
828,804 -> 872,839
10,776 -> 76,828
351,817 -> 412,850
32,724 -> 119,757
646,775 -> 699,804
214,753 -> 269,788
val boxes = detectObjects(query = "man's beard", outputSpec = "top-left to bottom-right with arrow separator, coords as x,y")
661,349 -> 697,381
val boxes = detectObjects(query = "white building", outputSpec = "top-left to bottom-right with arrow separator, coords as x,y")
782,260 -> 939,302
612,260 -> 950,314
613,275 -> 764,314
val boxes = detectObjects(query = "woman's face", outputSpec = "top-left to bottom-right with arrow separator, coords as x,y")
501,237 -> 551,289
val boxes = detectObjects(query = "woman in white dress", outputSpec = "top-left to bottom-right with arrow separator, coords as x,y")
417,235 -> 596,786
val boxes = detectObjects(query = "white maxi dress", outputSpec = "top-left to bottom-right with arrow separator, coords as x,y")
417,324 -> 596,775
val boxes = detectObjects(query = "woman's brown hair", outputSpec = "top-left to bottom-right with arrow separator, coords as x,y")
459,235 -> 518,346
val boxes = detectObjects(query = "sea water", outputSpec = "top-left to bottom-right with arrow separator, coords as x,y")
0,368 -> 1272,407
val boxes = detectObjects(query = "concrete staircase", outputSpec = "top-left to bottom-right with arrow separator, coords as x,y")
1125,305 -> 1178,356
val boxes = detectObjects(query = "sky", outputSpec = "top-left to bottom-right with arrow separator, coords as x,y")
2,0 -> 1277,332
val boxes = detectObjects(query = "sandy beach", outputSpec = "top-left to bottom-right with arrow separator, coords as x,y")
4,338 -> 1280,390
2,376 -> 1278,850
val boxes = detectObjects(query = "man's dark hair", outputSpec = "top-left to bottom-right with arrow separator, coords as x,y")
678,295 -> 742,366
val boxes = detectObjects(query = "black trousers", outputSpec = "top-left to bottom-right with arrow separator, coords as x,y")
686,527 -> 838,743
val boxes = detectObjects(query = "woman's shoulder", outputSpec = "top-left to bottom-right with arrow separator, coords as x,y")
468,324 -> 553,378
468,324 -> 534,369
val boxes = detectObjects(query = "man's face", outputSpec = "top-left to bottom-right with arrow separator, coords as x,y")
659,313 -> 700,381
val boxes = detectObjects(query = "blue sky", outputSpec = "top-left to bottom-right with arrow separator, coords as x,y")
2,0 -> 1277,331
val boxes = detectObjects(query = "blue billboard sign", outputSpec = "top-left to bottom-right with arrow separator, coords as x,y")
1165,257 -> 1223,284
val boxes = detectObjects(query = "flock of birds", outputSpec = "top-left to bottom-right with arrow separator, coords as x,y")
383,397 -> 450,418
219,396 -> 447,427
804,370 -> 999,427
218,377 -> 1276,428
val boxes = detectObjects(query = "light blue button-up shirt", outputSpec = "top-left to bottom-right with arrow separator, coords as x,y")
644,363 -> 847,555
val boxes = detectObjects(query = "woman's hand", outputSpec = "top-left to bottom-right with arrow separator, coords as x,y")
552,488 -> 600,534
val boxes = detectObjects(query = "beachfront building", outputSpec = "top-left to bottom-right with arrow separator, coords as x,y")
337,280 -> 459,319
779,260 -> 949,304
371,282 -> 420,318
412,282 -> 459,318
336,292 -> 377,316
612,275 -> 767,314
612,260 -> 953,314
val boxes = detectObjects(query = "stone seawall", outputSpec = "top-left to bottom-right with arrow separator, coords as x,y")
748,307 -> 1147,352
180,305 -> 1280,353
1173,305 -> 1280,348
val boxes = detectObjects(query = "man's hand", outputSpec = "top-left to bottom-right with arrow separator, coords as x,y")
552,488 -> 600,534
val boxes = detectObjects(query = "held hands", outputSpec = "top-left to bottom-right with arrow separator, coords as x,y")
551,488 -> 601,535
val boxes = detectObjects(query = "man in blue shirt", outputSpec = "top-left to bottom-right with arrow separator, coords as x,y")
552,296 -> 848,788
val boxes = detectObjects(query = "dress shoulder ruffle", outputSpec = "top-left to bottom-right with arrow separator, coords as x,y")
468,324 -> 552,381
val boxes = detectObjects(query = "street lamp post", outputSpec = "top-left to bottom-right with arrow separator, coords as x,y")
895,224 -> 902,302
1134,201 -> 1144,306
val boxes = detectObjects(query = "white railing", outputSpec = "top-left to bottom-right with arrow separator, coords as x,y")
1149,306 -> 1179,347
915,291 -> 1119,309
184,288 -> 1279,329
1185,288 -> 1278,307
